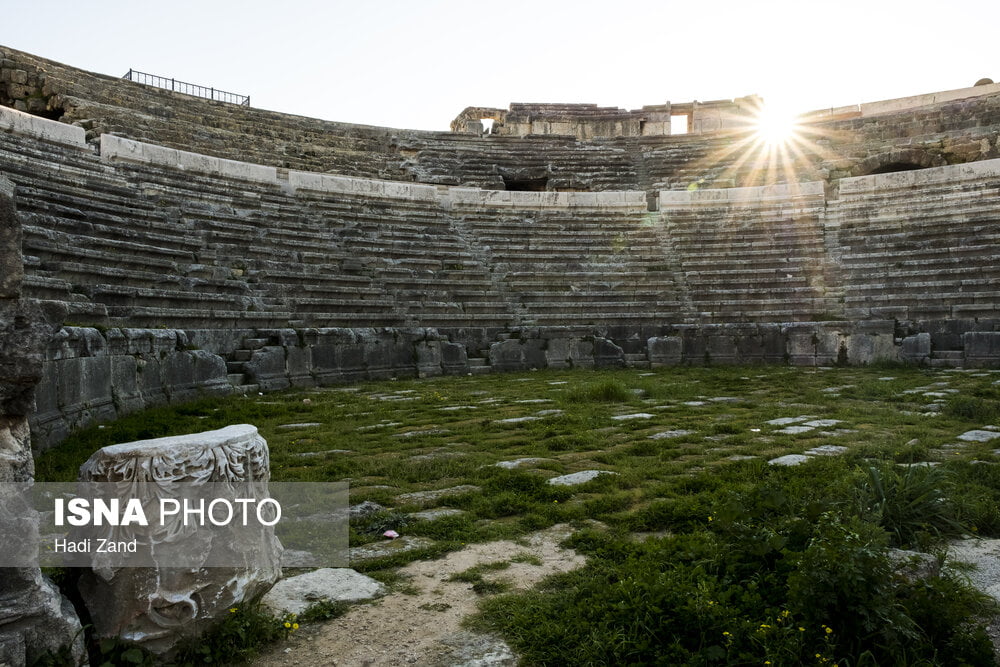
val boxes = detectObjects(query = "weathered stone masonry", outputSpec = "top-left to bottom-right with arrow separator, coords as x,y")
1,47 -> 1000,455
3,103 -> 1000,452
0,176 -> 84,666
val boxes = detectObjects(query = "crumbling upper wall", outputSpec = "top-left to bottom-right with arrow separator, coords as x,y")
451,98 -> 762,139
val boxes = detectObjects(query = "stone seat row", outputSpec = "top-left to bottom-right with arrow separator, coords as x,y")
838,243 -> 1000,267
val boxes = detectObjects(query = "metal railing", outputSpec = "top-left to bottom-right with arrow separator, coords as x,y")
122,69 -> 250,107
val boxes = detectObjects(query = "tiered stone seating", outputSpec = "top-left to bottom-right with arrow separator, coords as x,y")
660,183 -> 834,323
0,129 -> 518,329
7,100 -> 1000,339
394,133 -> 641,191
0,134 -> 266,326
834,164 -> 1000,321
449,193 -> 679,326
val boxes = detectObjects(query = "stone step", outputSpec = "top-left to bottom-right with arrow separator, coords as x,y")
231,349 -> 253,362
227,373 -> 247,386
624,353 -> 650,369
243,338 -> 269,350
467,358 -> 488,367
226,361 -> 247,373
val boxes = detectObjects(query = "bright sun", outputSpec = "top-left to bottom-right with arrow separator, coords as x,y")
754,103 -> 801,147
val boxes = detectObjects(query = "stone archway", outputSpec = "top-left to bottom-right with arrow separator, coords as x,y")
851,148 -> 942,177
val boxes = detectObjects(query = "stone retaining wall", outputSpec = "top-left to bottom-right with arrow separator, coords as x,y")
30,320 -> 1000,451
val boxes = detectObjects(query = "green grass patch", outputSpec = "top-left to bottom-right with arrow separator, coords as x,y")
33,365 -> 1000,663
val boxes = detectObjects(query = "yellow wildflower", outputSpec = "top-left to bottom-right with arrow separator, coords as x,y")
284,621 -> 291,628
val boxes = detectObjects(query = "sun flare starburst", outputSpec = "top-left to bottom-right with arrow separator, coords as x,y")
754,104 -> 801,147
673,96 -> 844,191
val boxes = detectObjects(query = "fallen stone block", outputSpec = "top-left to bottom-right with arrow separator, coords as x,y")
261,568 -> 385,617
76,425 -> 282,656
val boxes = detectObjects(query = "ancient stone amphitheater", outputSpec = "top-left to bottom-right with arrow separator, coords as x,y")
2,45 -> 1000,663
2,45 -> 1000,456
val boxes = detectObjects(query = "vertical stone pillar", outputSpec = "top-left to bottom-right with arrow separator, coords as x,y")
0,175 -> 84,666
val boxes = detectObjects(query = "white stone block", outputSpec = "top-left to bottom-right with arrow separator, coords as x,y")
0,106 -> 86,148
101,134 -> 277,185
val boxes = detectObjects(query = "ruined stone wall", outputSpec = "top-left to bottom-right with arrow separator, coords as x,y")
450,98 -> 761,140
29,326 -> 475,451
0,175 -> 84,666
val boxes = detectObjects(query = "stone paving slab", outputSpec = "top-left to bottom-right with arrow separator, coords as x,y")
497,416 -> 540,424
958,429 -> 1000,443
805,445 -> 849,456
766,416 -> 816,426
262,568 -> 386,617
395,485 -> 480,505
547,470 -> 618,486
409,451 -> 466,462
768,454 -> 813,466
277,422 -> 323,429
611,413 -> 655,421
493,457 -> 553,469
777,426 -> 815,435
803,419 -> 842,428
357,422 -> 402,431
649,429 -> 695,440
350,501 -> 386,518
394,428 -> 450,438
349,536 -> 436,563
408,508 -> 467,521
292,449 -> 353,458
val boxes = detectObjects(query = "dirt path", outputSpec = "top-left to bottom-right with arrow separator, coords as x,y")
252,524 -> 586,667
947,538 -> 1000,660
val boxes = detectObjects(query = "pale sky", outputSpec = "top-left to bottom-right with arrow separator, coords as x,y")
4,0 -> 998,131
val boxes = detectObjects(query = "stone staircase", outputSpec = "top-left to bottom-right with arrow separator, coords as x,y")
929,350 -> 964,368
467,356 -> 491,375
624,353 -> 650,369
224,336 -> 269,394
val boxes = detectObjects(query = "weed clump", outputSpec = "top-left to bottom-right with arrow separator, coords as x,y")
945,395 -> 1000,421
855,464 -> 963,549
566,379 -> 633,403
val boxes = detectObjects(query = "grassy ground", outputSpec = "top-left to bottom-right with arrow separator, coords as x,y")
36,364 -> 1000,664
